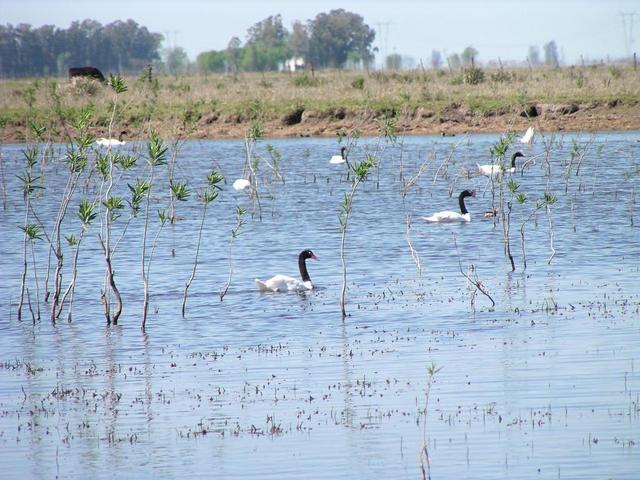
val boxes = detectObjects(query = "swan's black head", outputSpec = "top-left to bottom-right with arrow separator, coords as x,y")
460,189 -> 476,199
340,146 -> 347,157
512,151 -> 524,159
300,249 -> 318,261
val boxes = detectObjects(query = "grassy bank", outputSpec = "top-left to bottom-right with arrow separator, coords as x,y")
1,65 -> 639,143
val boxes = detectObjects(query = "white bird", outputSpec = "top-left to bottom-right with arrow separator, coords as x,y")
330,146 -> 347,165
477,151 -> 524,176
232,178 -> 251,191
255,250 -> 318,292
520,126 -> 535,144
95,130 -> 126,147
423,190 -> 476,223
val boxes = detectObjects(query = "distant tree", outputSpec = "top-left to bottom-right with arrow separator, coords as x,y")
447,53 -> 461,70
243,14 -> 290,71
461,46 -> 478,66
164,46 -> 189,75
430,49 -> 443,69
289,20 -> 309,59
385,53 -> 402,70
544,41 -> 559,67
226,36 -> 242,74
307,9 -> 376,69
197,50 -> 227,73
528,45 -> 541,66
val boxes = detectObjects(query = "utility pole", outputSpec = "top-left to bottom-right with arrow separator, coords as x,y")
619,12 -> 636,57
375,21 -> 391,69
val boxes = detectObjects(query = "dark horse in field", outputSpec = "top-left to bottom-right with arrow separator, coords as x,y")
68,66 -> 106,83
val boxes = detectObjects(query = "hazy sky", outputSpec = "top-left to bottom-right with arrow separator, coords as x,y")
2,0 -> 638,65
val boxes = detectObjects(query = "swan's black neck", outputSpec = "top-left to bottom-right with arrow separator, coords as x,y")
299,254 -> 311,282
459,193 -> 470,215
341,147 -> 347,159
510,152 -> 519,168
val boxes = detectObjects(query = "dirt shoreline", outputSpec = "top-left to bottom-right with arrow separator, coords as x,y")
2,101 -> 639,144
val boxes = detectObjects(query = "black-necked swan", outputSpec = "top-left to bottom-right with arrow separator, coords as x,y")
477,151 -> 524,176
520,126 -> 535,144
232,178 -> 251,191
255,249 -> 318,292
330,146 -> 347,165
96,130 -> 126,147
423,190 -> 476,223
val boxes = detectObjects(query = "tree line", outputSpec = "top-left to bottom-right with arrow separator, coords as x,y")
196,10 -> 375,74
0,19 -> 162,78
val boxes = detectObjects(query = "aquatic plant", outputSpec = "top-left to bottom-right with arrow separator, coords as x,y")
220,205 -> 246,302
339,147 -> 376,318
243,120 -> 264,220
98,75 -> 127,325
49,110 -> 93,324
17,143 -> 42,321
56,199 -> 97,321
182,169 -> 222,315
141,130 -> 168,329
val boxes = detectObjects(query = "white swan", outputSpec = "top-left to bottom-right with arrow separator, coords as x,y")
255,249 -> 318,292
477,151 -> 524,176
96,131 -> 126,147
330,146 -> 347,165
232,178 -> 251,191
520,126 -> 535,144
423,190 -> 475,223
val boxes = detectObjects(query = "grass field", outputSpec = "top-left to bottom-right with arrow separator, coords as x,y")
1,64 -> 639,143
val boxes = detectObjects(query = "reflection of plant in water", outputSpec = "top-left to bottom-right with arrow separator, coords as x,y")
419,362 -> 442,480
452,232 -> 495,309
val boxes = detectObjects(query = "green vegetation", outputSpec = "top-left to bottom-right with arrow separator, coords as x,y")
0,64 -> 638,144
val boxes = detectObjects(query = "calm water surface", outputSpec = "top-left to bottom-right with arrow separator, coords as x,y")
0,132 -> 638,479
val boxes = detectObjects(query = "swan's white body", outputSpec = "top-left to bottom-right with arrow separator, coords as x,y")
423,190 -> 475,223
330,147 -> 347,164
423,211 -> 471,223
255,249 -> 318,293
255,275 -> 313,292
232,178 -> 251,191
95,138 -> 125,147
477,163 -> 513,176
520,126 -> 535,144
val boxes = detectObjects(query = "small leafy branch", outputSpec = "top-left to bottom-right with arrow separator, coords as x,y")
516,191 -> 557,268
182,169 -> 223,316
243,120 -> 263,219
220,205 -> 246,302
55,199 -> 97,322
339,153 -> 376,319
17,146 -> 42,321
487,133 -> 514,227
19,223 -> 43,322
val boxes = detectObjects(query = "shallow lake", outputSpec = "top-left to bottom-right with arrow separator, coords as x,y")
0,131 -> 638,479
